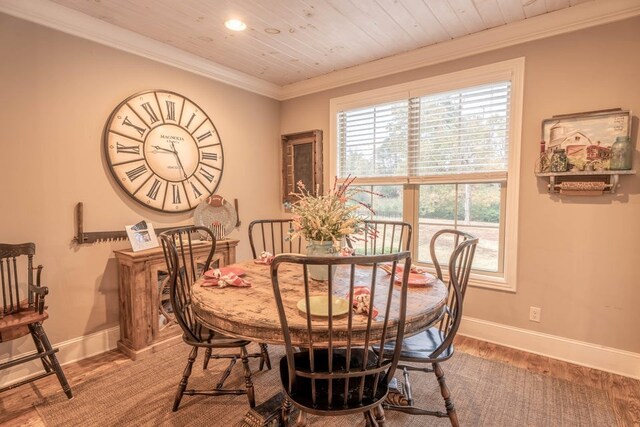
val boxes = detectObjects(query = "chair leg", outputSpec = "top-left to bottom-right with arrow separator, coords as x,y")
434,362 -> 459,427
295,409 -> 307,426
373,404 -> 386,427
402,366 -> 414,406
29,324 -> 52,373
173,346 -> 198,412
364,409 -> 377,426
32,323 -> 73,399
281,396 -> 293,426
240,346 -> 256,408
259,343 -> 271,370
203,347 -> 212,370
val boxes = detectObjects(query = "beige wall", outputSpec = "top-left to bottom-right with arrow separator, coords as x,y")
1,12 -> 638,360
0,13 -> 282,352
281,17 -> 640,353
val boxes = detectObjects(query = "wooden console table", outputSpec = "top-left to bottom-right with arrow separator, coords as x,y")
114,239 -> 238,360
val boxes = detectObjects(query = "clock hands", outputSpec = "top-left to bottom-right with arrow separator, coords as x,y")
170,141 -> 189,180
151,145 -> 174,154
151,144 -> 189,179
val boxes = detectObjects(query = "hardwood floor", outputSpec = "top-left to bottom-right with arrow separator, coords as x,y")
455,336 -> 640,427
1,336 -> 638,426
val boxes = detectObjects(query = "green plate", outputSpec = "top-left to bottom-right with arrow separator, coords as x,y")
297,295 -> 350,318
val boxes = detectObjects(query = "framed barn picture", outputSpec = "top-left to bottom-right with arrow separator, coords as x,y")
541,109 -> 631,171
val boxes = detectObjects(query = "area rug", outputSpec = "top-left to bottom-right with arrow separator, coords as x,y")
36,343 -> 615,426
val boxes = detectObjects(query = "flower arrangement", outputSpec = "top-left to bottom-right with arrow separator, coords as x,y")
288,176 -> 377,246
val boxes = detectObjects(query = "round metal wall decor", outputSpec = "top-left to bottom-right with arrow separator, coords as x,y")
103,90 -> 224,213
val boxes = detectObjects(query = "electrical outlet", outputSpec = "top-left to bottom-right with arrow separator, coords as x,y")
529,306 -> 541,322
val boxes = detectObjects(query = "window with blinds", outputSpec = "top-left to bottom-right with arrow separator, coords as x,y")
330,58 -> 523,291
337,81 -> 511,181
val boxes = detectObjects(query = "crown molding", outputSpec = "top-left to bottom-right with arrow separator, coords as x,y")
1,0 -> 639,101
0,0 -> 281,99
280,0 -> 640,100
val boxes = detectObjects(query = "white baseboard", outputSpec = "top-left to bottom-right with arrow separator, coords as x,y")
459,316 -> 640,380
3,318 -> 639,388
0,326 -> 120,387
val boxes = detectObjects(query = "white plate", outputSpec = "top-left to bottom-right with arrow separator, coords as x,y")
193,199 -> 237,237
297,295 -> 350,318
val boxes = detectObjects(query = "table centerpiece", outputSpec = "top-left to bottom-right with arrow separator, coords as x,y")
288,176 -> 377,280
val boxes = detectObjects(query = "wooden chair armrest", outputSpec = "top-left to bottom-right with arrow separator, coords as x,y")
31,265 -> 47,314
29,284 -> 49,297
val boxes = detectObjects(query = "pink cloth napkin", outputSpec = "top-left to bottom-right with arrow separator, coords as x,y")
350,286 -> 378,318
380,263 -> 435,280
254,251 -> 275,265
379,263 -> 428,275
202,269 -> 251,288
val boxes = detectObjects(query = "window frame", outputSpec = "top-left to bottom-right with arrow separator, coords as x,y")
329,58 -> 524,292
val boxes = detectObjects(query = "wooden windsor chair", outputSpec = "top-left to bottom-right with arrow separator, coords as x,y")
0,243 -> 72,399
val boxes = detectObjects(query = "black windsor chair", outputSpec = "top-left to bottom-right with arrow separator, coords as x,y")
379,229 -> 478,426
248,219 -> 304,258
159,226 -> 270,411
271,251 -> 412,426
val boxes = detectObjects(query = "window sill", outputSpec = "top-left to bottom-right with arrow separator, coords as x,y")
415,264 -> 516,293
468,273 -> 516,293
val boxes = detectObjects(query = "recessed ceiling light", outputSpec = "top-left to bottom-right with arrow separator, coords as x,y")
225,19 -> 246,31
264,28 -> 280,35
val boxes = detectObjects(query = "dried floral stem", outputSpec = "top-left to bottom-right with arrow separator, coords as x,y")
288,176 -> 378,245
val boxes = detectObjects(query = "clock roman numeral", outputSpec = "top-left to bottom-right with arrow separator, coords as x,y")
146,179 -> 162,200
191,182 -> 202,199
185,112 -> 196,129
199,168 -> 215,183
172,184 -> 181,204
201,152 -> 218,161
196,131 -> 212,142
122,116 -> 146,137
125,164 -> 147,182
116,142 -> 140,155
141,102 -> 159,123
165,100 -> 175,121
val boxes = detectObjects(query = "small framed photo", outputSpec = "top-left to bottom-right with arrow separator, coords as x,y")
541,109 -> 631,170
125,220 -> 160,252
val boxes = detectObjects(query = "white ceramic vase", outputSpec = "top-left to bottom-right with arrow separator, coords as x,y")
307,240 -> 336,281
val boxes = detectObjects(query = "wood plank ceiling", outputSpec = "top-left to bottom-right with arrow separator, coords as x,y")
50,0 -> 593,86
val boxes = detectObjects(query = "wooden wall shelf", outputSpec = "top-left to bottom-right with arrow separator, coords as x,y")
535,170 -> 636,194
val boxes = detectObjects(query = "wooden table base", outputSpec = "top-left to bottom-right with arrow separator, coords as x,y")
385,377 -> 410,406
239,392 -> 299,427
237,380 -> 412,426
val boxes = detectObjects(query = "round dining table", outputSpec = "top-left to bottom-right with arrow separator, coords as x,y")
191,259 -> 448,347
190,258 -> 448,427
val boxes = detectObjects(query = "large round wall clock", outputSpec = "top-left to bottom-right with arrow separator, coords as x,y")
104,90 -> 224,213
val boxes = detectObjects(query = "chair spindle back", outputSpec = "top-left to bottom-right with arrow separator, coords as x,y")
271,252 -> 411,409
0,243 -> 44,317
160,226 -> 215,343
429,229 -> 478,358
347,220 -> 412,255
248,219 -> 303,258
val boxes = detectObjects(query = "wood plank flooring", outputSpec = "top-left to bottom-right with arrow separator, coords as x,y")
1,336 -> 638,426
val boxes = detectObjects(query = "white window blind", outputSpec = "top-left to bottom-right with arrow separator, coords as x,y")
338,100 -> 408,178
337,81 -> 511,180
